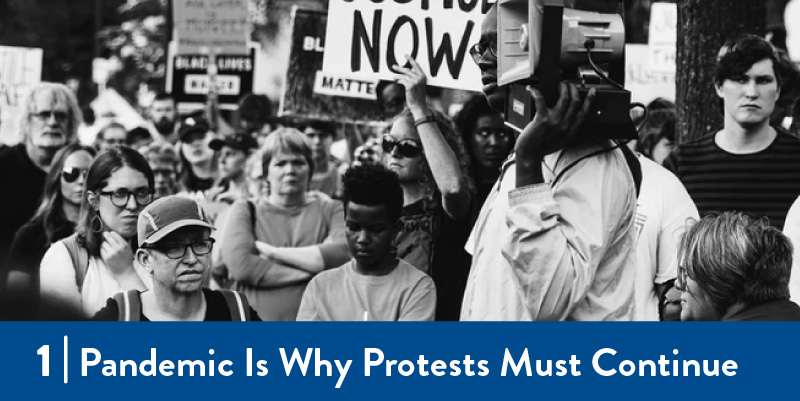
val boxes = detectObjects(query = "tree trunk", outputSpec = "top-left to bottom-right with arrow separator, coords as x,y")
676,0 -> 766,143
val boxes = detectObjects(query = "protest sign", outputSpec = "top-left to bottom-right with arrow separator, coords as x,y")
172,0 -> 249,55
647,2 -> 676,75
0,45 -> 43,144
322,0 -> 492,92
166,42 -> 256,110
626,44 -> 675,105
280,8 -> 384,124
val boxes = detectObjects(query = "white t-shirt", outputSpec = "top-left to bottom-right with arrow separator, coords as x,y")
634,155 -> 698,320
782,196 -> 800,302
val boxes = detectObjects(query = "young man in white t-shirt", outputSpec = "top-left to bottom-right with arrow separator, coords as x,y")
296,164 -> 436,321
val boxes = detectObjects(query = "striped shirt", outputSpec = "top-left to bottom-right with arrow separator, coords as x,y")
663,130 -> 800,229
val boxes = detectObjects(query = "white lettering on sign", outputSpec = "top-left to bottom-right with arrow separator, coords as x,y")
313,71 -> 378,100
303,37 -> 325,52
173,0 -> 249,55
184,74 -> 241,95
175,55 -> 253,72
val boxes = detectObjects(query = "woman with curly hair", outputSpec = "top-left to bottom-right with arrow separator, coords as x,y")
385,56 -> 476,321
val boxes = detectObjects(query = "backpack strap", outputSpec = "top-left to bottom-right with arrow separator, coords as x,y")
62,234 -> 90,289
618,142 -> 643,197
113,290 -> 142,321
247,199 -> 256,231
219,289 -> 251,321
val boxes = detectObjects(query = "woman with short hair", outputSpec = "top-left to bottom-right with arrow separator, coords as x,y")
220,127 -> 350,320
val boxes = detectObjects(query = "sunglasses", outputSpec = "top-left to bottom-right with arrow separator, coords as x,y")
61,167 -> 88,183
33,110 -> 69,123
381,135 -> 422,158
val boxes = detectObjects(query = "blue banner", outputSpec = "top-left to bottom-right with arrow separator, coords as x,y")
0,322 -> 796,399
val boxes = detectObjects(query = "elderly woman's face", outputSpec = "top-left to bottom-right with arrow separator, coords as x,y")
678,266 -> 719,321
266,151 -> 309,197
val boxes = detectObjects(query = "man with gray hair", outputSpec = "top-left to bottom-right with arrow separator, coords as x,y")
0,82 -> 82,272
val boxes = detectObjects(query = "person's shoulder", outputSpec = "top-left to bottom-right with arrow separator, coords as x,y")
396,259 -> 432,283
0,143 -> 26,167
772,127 -> 800,148
674,133 -> 717,152
91,297 -> 120,321
313,262 -> 350,283
639,155 -> 680,183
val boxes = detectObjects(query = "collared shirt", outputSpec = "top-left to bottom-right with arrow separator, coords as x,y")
461,141 -> 637,321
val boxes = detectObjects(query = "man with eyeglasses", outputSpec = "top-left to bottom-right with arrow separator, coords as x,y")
0,82 -> 81,275
93,196 -> 260,321
459,5 -> 638,321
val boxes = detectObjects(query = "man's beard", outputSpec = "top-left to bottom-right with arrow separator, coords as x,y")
154,119 -> 175,135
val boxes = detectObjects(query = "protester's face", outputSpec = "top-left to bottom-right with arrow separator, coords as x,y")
91,166 -> 150,239
478,7 -> 504,111
147,227 -> 211,294
471,113 -> 513,169
60,150 -> 94,207
150,161 -> 178,199
385,118 -> 425,183
304,127 -> 333,162
650,137 -> 674,165
150,99 -> 177,134
29,90 -> 71,149
266,151 -> 310,197
218,146 -> 248,179
181,132 -> 215,165
380,84 -> 406,118
678,266 -> 719,321
99,127 -> 127,151
716,58 -> 780,129
345,202 -> 396,271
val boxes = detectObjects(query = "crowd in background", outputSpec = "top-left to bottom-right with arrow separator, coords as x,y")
2,11 -> 800,321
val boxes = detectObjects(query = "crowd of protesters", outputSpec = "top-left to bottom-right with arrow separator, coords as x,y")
2,6 -> 800,321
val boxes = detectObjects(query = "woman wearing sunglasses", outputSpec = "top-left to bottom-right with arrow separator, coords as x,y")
39,147 -> 155,317
5,144 -> 96,312
385,56 -> 476,321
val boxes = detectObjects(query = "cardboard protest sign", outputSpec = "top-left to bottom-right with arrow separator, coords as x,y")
279,8 -> 385,124
172,0 -> 249,55
322,0 -> 492,92
647,2 -> 676,74
626,44 -> 674,105
0,45 -> 43,145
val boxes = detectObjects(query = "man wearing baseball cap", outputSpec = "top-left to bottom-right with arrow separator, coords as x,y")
92,196 -> 259,321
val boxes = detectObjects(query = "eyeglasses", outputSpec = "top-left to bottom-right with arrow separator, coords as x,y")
98,188 -> 154,208
475,128 -> 513,141
381,135 -> 422,158
33,110 -> 69,123
144,238 -> 215,260
62,167 -> 88,183
469,34 -> 497,65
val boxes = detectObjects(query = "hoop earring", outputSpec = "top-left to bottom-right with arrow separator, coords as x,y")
91,215 -> 104,233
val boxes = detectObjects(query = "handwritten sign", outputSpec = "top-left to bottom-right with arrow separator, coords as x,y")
172,0 -> 249,55
323,0 -> 493,91
0,45 -> 43,144
280,8 -> 385,124
647,2 -> 676,74
626,44 -> 675,105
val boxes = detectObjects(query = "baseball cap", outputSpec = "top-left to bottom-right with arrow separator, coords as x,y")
178,116 -> 211,142
208,132 -> 258,151
137,196 -> 214,247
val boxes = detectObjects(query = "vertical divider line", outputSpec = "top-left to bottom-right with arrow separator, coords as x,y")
63,336 -> 68,384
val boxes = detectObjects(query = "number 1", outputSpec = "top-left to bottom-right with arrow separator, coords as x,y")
37,345 -> 49,376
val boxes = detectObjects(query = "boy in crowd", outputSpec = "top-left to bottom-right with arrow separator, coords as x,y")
296,164 -> 436,321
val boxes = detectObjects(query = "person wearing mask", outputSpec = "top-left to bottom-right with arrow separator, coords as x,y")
39,147 -> 154,317
0,82 -> 82,273
386,56 -> 475,321
220,128 -> 350,320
